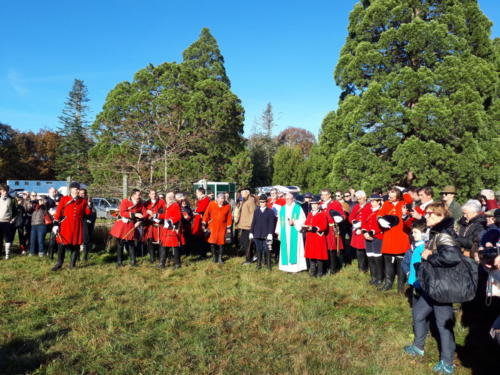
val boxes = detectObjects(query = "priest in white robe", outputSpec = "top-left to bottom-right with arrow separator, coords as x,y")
275,192 -> 307,273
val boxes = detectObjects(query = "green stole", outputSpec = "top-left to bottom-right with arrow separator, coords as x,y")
279,203 -> 301,265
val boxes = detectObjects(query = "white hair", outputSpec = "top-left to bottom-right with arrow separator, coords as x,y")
355,190 -> 366,199
217,193 -> 225,199
481,189 -> 494,199
462,199 -> 482,213
175,193 -> 185,200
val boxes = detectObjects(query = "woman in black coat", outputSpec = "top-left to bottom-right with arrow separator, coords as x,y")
404,202 -> 461,374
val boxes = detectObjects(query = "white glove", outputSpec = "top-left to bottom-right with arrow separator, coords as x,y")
266,234 -> 273,241
334,216 -> 343,223
49,208 -> 56,215
378,218 -> 391,228
249,233 -> 254,240
121,217 -> 130,224
352,220 -> 361,229
153,218 -> 160,224
52,226 -> 59,235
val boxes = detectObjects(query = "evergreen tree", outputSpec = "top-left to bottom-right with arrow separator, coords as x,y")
248,103 -> 276,187
225,149 -> 253,188
272,145 -> 307,187
318,0 -> 499,198
90,29 -> 244,194
55,79 -> 93,182
182,27 -> 231,86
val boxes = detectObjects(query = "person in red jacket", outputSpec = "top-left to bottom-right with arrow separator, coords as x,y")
157,192 -> 182,268
142,189 -> 165,263
377,187 -> 411,291
349,190 -> 371,273
304,195 -> 328,277
192,187 -> 211,258
320,189 -> 346,275
109,189 -> 146,267
203,193 -> 233,264
51,182 -> 91,271
361,193 -> 384,286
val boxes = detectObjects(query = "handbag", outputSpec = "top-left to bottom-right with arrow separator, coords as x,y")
417,255 -> 478,304
44,213 -> 53,225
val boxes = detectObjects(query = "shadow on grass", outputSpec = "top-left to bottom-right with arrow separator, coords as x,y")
0,328 -> 70,374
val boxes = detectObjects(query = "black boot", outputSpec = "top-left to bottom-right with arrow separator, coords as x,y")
265,250 -> 272,270
328,250 -> 338,275
367,257 -> 376,284
116,241 -> 124,267
217,245 -> 224,264
129,243 -> 138,266
396,255 -> 406,293
147,240 -> 155,263
48,235 -> 55,260
69,247 -> 78,269
82,244 -> 89,262
309,260 -> 317,277
211,244 -> 217,263
158,246 -> 167,268
357,249 -> 368,272
379,255 -> 395,291
173,247 -> 181,269
256,251 -> 262,270
374,256 -> 384,286
51,244 -> 65,271
317,260 -> 324,277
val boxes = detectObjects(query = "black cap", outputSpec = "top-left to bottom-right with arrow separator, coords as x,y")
259,194 -> 268,202
310,195 -> 321,204
369,193 -> 382,201
304,192 -> 313,199
69,182 -> 80,190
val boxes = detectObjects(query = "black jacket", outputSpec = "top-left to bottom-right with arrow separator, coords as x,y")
426,217 -> 462,267
456,214 -> 487,251
418,216 -> 478,303
250,207 -> 275,239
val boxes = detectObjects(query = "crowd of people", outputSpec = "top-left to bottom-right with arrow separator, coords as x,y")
1,181 -> 499,374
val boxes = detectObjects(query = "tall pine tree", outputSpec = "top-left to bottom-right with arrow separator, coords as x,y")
55,79 -> 93,182
317,0 -> 499,198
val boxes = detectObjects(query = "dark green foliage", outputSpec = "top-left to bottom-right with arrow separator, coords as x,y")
55,79 -> 93,183
272,145 -> 307,187
182,27 -> 231,87
316,0 -> 500,198
90,29 -> 244,194
225,149 -> 253,188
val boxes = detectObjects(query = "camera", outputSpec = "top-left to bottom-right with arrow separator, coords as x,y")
478,247 -> 500,267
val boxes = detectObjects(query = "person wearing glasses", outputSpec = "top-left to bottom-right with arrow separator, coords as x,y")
439,186 -> 462,223
404,202 -> 460,374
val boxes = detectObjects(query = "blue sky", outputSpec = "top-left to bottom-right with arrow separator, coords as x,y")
1,0 -> 498,138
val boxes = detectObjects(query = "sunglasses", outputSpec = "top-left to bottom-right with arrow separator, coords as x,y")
344,194 -> 350,197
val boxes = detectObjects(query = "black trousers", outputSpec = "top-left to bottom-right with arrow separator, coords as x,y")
239,229 -> 253,261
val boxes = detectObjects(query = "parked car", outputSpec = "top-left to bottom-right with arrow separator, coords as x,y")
92,197 -> 120,219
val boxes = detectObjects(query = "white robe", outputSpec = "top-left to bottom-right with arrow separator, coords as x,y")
275,202 -> 307,273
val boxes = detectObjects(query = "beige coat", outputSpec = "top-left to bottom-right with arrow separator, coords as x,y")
237,196 -> 256,230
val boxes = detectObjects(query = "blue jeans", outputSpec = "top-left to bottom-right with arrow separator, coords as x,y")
412,293 -> 455,365
29,225 -> 46,255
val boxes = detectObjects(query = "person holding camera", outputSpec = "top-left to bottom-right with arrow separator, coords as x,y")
404,202 -> 460,374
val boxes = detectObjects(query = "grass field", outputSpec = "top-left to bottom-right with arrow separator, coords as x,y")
0,246 -> 498,375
